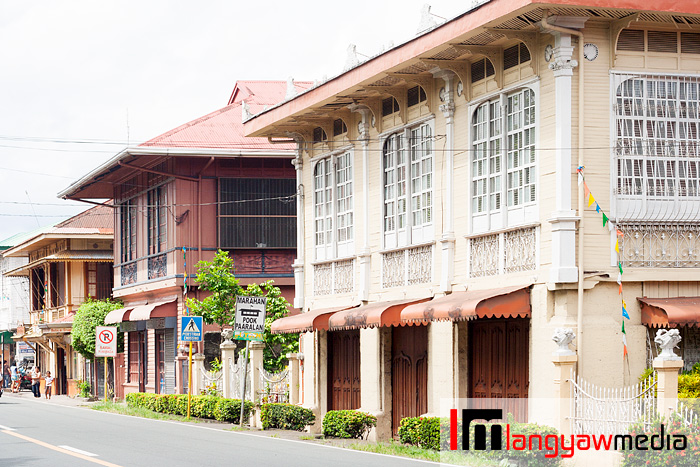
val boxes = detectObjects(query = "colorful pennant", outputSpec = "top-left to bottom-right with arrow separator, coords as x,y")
577,167 -> 629,359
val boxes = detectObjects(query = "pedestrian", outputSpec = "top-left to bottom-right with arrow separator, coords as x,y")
10,363 -> 19,393
3,361 -> 9,389
44,371 -> 53,400
30,366 -> 41,398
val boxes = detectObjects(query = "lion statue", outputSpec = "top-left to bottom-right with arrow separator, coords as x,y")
654,328 -> 682,360
221,328 -> 234,344
552,328 -> 576,356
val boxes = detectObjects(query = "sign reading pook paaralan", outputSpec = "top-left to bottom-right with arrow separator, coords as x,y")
233,295 -> 267,341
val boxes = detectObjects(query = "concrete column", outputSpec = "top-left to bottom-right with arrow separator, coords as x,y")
436,71 -> 456,293
428,321 -> 456,414
552,353 -> 577,437
654,358 -> 683,420
175,344 -> 188,394
548,32 -> 579,284
349,104 -> 372,302
286,352 -> 302,405
191,353 -> 205,396
292,153 -> 305,309
360,327 -> 391,440
247,341 -> 265,427
220,342 -> 237,398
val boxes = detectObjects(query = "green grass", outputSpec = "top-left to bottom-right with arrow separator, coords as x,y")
299,435 -> 314,440
348,441 -> 499,466
90,401 -> 192,422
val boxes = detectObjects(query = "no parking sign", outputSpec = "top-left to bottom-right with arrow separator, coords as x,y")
95,326 -> 117,357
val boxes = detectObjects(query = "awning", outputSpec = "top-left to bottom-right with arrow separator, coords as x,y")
128,299 -> 177,321
401,285 -> 531,324
104,307 -> 134,325
328,297 -> 430,331
271,305 -> 357,334
639,296 -> 700,328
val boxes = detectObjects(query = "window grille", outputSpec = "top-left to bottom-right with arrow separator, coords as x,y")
382,97 -> 400,116
471,58 -> 495,83
333,119 -> 347,136
407,86 -> 427,107
313,127 -> 327,143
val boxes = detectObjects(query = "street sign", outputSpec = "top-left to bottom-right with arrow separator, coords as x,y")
233,296 -> 267,341
181,316 -> 203,342
95,326 -> 117,357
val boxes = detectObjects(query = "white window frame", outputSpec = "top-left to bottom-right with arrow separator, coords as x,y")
312,149 -> 355,261
469,81 -> 539,234
381,118 -> 435,249
611,72 -> 700,222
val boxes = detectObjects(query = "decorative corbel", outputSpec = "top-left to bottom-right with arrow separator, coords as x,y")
367,84 -> 408,126
290,116 -> 334,149
346,103 -> 371,143
353,96 -> 383,134
451,45 -> 503,88
387,72 -> 436,110
487,28 -> 540,76
420,59 -> 471,102
609,13 -> 641,68
333,108 -> 354,140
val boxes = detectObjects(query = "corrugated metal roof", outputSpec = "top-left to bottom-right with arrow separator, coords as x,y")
55,204 -> 113,230
0,225 -> 56,251
140,80 -> 313,150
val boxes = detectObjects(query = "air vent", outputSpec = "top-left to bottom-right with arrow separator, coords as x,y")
617,29 -> 644,52
382,97 -> 399,116
681,32 -> 700,54
407,86 -> 427,107
503,45 -> 519,70
486,59 -> 495,78
520,43 -> 531,62
648,31 -> 678,53
313,127 -> 327,143
333,119 -> 347,136
471,59 -> 485,82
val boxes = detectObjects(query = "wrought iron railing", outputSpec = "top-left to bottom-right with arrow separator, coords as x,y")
148,253 -> 167,280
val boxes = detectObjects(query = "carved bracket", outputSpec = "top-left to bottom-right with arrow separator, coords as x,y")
388,72 -> 435,114
420,59 -> 471,102
451,44 -> 503,88
487,28 -> 540,76
366,83 -> 408,126
610,13 -> 641,68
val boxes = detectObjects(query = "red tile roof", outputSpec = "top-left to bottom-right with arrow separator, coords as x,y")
140,80 -> 313,151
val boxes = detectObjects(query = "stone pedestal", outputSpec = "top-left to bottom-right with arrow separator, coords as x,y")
552,353 -> 577,437
653,357 -> 683,419
190,353 -> 205,396
220,342 -> 237,398
286,352 -> 302,405
248,341 -> 265,427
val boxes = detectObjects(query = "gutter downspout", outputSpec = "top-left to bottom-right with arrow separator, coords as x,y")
541,11 -> 585,374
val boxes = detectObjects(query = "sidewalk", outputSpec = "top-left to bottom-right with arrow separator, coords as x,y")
2,388 -> 98,407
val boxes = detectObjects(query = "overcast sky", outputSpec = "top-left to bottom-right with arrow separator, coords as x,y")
0,1 -> 467,241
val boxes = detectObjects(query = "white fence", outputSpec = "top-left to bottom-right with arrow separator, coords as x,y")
569,372 -> 658,435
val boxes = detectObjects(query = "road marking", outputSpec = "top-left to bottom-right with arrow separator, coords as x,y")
1,430 -> 122,467
59,445 -> 99,457
0,425 -> 15,431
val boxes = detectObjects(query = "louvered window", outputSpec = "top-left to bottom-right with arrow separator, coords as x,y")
648,31 -> 678,53
407,86 -> 427,107
471,87 -> 536,216
503,43 -> 530,70
382,97 -> 400,116
333,119 -> 347,136
617,29 -> 644,52
471,58 -> 495,83
120,199 -> 137,262
314,152 -> 354,260
613,73 -> 700,214
218,178 -> 296,249
313,127 -> 327,143
681,33 -> 700,54
147,185 -> 167,255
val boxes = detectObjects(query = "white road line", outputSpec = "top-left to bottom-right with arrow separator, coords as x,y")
58,445 -> 99,457
0,424 -> 16,431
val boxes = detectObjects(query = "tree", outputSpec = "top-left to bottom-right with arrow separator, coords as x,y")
186,249 -> 242,333
186,250 -> 299,372
71,298 -> 123,360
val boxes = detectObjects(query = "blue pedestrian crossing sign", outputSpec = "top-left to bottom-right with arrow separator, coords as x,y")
181,316 -> 203,342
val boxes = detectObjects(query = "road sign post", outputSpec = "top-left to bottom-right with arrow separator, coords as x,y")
180,316 -> 203,419
234,296 -> 267,426
95,326 -> 117,401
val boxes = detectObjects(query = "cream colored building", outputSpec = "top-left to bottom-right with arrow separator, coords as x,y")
246,0 -> 700,439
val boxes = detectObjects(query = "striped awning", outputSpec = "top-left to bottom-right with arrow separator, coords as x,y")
639,297 -> 700,328
328,298 -> 430,331
271,305 -> 357,334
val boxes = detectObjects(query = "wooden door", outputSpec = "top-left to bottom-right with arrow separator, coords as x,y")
114,353 -> 125,400
469,318 -> 529,422
392,326 -> 428,436
328,330 -> 361,410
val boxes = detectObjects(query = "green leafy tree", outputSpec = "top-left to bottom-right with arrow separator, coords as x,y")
186,250 -> 299,372
186,249 -> 242,333
71,298 -> 124,360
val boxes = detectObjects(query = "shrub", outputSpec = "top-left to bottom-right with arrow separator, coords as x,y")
126,392 -> 253,423
622,415 -> 699,467
398,417 -> 440,450
322,410 -> 377,439
76,379 -> 92,398
260,403 -> 315,431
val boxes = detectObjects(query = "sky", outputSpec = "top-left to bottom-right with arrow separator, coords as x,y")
0,0 -> 468,242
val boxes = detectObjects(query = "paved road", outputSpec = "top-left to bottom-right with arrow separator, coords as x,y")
0,393 -> 438,467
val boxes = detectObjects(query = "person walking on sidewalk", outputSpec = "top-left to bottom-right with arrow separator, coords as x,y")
44,371 -> 53,400
30,366 -> 41,398
10,363 -> 19,393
